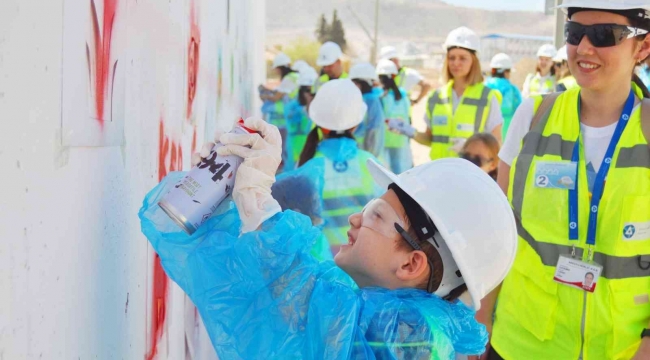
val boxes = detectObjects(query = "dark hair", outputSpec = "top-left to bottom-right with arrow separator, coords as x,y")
352,79 -> 373,94
278,66 -> 294,79
490,68 -> 508,78
536,63 -> 556,76
586,272 -> 594,278
298,127 -> 355,166
298,86 -> 312,106
379,75 -> 403,101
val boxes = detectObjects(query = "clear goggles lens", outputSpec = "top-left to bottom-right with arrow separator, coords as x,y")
359,198 -> 405,238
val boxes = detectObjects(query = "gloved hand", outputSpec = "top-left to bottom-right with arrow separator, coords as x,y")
215,117 -> 283,233
385,118 -> 416,138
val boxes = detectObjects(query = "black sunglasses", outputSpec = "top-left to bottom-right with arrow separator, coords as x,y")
565,21 -> 648,48
460,153 -> 493,167
394,223 -> 437,293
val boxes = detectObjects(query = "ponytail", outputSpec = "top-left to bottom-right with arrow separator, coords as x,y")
633,73 -> 650,98
298,127 -> 356,167
380,75 -> 402,102
298,127 -> 321,167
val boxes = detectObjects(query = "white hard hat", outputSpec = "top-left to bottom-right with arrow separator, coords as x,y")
554,45 -> 568,62
291,60 -> 309,73
443,26 -> 480,52
380,46 -> 399,60
366,158 -> 517,311
349,62 -> 379,84
309,79 -> 367,131
316,41 -> 343,67
557,0 -> 650,12
376,59 -> 399,76
490,53 -> 513,70
537,44 -> 557,58
298,67 -> 319,87
272,53 -> 291,69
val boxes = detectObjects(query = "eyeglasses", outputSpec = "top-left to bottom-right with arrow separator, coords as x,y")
565,21 -> 649,48
460,152 -> 493,167
356,199 -> 437,293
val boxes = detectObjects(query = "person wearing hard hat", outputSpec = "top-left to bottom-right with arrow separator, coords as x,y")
141,118 -> 518,358
380,46 -> 432,106
283,66 -> 318,170
485,53 -> 522,139
377,59 -> 414,174
290,79 -> 383,254
312,42 -> 348,94
390,27 -> 503,161
349,62 -> 386,158
260,52 -> 300,170
522,44 -> 557,97
476,2 -> 650,359
553,45 -> 579,91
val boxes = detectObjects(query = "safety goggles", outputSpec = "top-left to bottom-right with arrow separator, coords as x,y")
565,21 -> 649,48
358,199 -> 437,293
460,152 -> 493,167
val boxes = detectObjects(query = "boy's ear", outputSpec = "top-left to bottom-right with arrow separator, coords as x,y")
395,250 -> 429,282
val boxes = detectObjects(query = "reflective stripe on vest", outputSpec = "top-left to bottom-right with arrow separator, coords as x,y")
528,74 -> 555,96
492,86 -> 650,360
315,147 -> 377,246
426,81 -> 493,160
312,72 -> 349,93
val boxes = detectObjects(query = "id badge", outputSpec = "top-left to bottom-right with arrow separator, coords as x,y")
534,161 -> 577,190
553,255 -> 602,293
432,115 -> 448,126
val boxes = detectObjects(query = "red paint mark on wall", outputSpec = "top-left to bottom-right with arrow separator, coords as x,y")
148,119 -> 184,360
88,0 -> 118,126
187,0 -> 200,120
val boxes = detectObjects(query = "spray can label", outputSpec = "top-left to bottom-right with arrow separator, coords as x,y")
158,122 -> 252,234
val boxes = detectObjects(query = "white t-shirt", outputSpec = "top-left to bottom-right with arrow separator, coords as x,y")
424,90 -> 503,133
499,98 -> 635,191
277,75 -> 299,94
399,68 -> 424,93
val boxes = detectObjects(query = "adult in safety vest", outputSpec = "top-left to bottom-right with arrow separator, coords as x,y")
312,42 -> 349,94
379,46 -> 432,106
476,2 -> 650,359
554,45 -> 580,92
349,62 -> 385,158
259,52 -> 300,171
485,53 -> 522,140
522,44 -> 558,97
393,27 -> 503,161
283,66 -> 318,170
377,59 -> 413,173
295,79 -> 384,255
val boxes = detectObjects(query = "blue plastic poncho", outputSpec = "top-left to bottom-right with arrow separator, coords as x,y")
354,90 -> 386,159
283,99 -> 313,170
140,172 -> 488,360
381,88 -> 413,174
485,77 -> 522,139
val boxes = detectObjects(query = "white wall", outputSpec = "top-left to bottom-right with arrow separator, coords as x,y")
0,0 -> 265,358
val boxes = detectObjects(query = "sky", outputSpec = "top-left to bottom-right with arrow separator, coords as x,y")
440,0 -> 549,12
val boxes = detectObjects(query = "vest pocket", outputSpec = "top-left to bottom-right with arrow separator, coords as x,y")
499,261 -> 559,341
608,280 -> 650,358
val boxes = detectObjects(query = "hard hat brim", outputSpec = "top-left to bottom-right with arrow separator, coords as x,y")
316,57 -> 337,67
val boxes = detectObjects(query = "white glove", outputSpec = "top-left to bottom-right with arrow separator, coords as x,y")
190,129 -> 226,167
386,118 -> 416,138
215,117 -> 283,233
449,137 -> 467,154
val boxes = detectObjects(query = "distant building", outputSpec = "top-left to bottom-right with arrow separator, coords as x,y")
480,33 -> 554,66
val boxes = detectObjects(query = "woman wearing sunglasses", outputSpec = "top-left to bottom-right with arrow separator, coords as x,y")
460,133 -> 500,180
478,1 -> 650,359
553,45 -> 579,91
139,116 -> 518,359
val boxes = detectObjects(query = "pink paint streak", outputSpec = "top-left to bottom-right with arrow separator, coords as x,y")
148,119 -> 183,360
186,0 -> 200,120
89,0 -> 118,126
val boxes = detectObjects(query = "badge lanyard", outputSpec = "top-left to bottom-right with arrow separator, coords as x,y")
568,89 -> 635,261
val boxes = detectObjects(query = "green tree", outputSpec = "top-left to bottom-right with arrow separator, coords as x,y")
329,10 -> 347,51
315,14 -> 330,44
283,37 -> 322,69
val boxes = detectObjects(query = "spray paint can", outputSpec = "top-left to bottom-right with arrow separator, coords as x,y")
158,119 -> 255,235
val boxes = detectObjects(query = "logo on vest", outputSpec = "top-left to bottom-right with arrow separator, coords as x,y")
333,161 -> 349,173
624,225 -> 636,239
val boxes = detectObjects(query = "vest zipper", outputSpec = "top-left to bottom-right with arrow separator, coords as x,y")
578,290 -> 587,360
